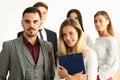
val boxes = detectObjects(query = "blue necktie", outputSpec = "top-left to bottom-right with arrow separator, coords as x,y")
39,29 -> 43,39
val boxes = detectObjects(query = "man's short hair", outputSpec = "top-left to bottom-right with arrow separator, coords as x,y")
22,7 -> 41,18
33,2 -> 48,10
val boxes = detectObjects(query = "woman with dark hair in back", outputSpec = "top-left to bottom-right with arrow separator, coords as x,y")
67,9 -> 93,47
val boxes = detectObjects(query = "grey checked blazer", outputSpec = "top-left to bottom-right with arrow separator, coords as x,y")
0,36 -> 55,80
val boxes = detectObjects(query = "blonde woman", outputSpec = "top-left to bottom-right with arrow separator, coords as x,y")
93,10 -> 119,80
54,18 -> 98,80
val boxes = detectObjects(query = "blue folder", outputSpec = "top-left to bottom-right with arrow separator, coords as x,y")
59,53 -> 86,75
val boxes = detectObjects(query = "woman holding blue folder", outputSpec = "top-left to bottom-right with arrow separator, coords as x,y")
54,18 -> 98,80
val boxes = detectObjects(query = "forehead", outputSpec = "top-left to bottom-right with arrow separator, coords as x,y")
70,12 -> 77,17
95,15 -> 105,19
37,6 -> 47,13
62,25 -> 76,32
23,13 -> 40,20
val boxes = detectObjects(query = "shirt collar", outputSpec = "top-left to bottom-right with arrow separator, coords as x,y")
22,35 -> 40,46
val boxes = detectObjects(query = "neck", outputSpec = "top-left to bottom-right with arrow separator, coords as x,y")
67,48 -> 73,53
99,30 -> 110,37
24,35 -> 38,45
39,23 -> 44,29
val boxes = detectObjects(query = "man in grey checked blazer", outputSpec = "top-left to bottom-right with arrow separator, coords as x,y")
0,7 -> 55,80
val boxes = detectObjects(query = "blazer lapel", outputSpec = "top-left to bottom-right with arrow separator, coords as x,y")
36,46 -> 43,66
37,40 -> 48,66
13,37 -> 26,79
23,45 -> 35,65
39,41 -> 49,77
13,37 -> 35,79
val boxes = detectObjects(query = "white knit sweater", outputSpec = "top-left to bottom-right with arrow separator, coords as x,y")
94,37 -> 119,80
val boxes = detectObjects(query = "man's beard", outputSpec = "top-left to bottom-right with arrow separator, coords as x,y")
27,32 -> 37,37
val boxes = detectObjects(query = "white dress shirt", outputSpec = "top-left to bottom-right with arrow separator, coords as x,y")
38,28 -> 47,41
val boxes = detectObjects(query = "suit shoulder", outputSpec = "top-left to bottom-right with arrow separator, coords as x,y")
3,39 -> 15,44
17,31 -> 23,37
3,37 -> 22,45
44,28 -> 56,34
2,39 -> 16,48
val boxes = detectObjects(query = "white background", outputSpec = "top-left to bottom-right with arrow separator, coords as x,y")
0,0 -> 120,51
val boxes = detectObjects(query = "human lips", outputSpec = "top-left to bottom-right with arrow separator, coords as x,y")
66,40 -> 73,46
27,28 -> 35,33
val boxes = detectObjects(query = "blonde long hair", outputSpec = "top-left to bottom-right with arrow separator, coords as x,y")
58,18 -> 92,57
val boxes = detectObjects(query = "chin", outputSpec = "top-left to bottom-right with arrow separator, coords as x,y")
28,34 -> 36,37
68,45 -> 74,47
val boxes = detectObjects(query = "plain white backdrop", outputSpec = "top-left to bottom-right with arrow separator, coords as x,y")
0,0 -> 120,51
0,1 -> 120,78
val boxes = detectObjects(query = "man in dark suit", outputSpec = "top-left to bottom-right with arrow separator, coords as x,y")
0,7 -> 55,80
17,2 -> 58,68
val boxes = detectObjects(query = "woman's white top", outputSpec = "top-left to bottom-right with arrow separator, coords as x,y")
83,32 -> 93,48
94,37 -> 119,80
54,51 -> 98,80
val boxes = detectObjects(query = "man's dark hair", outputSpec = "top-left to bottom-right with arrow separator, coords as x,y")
33,2 -> 48,10
22,7 -> 41,18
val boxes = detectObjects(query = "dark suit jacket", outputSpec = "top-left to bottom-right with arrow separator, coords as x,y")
0,37 -> 55,80
17,28 -> 58,66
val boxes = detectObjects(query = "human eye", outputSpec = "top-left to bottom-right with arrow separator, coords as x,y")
99,20 -> 104,23
24,20 -> 30,24
75,17 -> 78,20
69,32 -> 74,35
34,20 -> 39,24
43,12 -> 47,15
94,20 -> 97,23
62,33 -> 66,37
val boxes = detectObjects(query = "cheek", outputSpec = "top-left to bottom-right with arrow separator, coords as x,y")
63,37 -> 66,42
63,37 -> 68,45
35,23 -> 40,28
21,22 -> 25,28
74,35 -> 78,41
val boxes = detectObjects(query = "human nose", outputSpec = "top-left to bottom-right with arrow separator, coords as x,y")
66,35 -> 71,40
29,22 -> 34,27
41,13 -> 43,17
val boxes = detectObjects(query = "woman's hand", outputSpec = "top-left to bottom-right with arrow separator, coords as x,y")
58,66 -> 69,78
66,71 -> 87,80
58,66 -> 87,80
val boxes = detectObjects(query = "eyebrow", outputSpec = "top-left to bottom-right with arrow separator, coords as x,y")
24,19 -> 39,23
